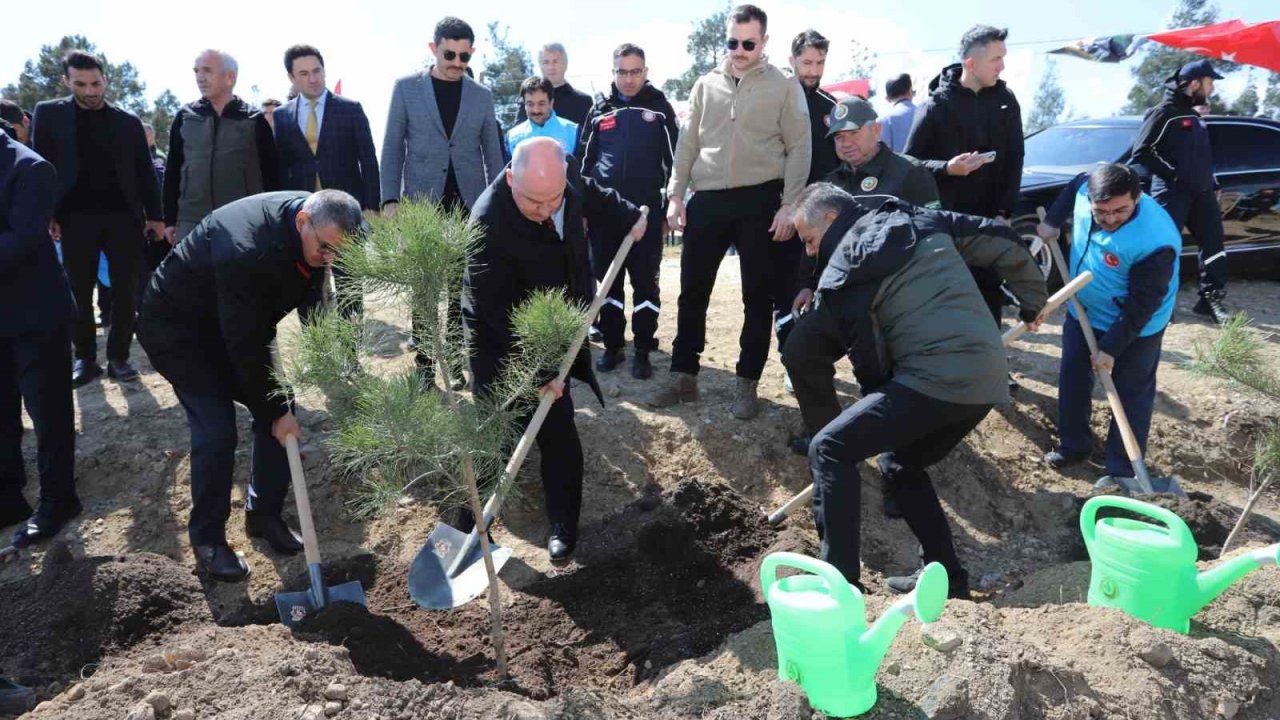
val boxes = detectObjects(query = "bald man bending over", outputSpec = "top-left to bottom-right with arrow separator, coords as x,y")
463,137 -> 647,561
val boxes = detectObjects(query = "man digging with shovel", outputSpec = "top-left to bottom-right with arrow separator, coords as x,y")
464,137 -> 646,562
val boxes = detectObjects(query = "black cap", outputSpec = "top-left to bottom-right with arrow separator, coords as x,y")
1178,59 -> 1224,82
825,97 -> 878,138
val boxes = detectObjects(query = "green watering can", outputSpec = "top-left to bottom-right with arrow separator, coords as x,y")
760,552 -> 949,718
1080,496 -> 1280,634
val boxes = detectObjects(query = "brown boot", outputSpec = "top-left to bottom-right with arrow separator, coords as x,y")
731,377 -> 759,420
645,371 -> 699,407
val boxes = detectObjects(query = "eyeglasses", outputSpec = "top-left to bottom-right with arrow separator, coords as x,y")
442,50 -> 472,63
613,68 -> 646,78
726,39 -> 758,51
308,220 -> 341,258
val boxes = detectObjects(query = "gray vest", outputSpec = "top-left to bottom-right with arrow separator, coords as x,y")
176,111 -> 263,224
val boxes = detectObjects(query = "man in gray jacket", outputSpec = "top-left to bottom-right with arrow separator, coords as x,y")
787,183 -> 1046,600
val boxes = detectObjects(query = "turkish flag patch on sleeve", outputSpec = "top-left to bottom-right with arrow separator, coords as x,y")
1103,252 -> 1121,268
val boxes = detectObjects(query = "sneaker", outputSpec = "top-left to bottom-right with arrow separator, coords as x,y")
645,372 -> 699,408
1192,292 -> 1233,326
886,565 -> 971,600
1044,448 -> 1089,469
731,377 -> 760,420
595,347 -> 625,373
631,350 -> 653,380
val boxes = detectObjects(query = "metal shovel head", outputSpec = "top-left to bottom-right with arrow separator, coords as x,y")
408,521 -> 513,610
1094,474 -> 1187,496
275,571 -> 368,629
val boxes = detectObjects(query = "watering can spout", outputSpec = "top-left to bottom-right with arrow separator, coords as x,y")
1194,543 -> 1280,614
858,562 -> 950,667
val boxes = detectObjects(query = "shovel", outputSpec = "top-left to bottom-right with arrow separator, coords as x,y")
274,434 -> 368,628
408,207 -> 650,610
766,270 -> 1096,525
1036,207 -> 1185,497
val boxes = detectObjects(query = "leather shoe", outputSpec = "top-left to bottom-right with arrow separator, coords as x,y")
106,360 -> 140,382
72,359 -> 103,387
245,513 -> 304,555
596,347 -> 625,372
11,496 -> 82,548
548,523 -> 577,563
193,542 -> 250,581
630,350 -> 653,380
0,493 -> 33,529
887,565 -> 971,600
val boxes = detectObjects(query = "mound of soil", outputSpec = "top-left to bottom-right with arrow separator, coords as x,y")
296,478 -> 803,699
0,550 -> 212,688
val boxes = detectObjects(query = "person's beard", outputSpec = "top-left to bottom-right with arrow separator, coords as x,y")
1192,87 -> 1209,105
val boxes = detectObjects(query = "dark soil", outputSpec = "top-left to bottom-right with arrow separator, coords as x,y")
296,478 -> 800,699
0,550 -> 212,687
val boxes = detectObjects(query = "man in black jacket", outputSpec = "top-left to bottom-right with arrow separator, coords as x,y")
905,25 -> 1024,333
1,132 -> 81,547
31,50 -> 165,387
465,138 -> 645,561
579,43 -> 678,379
1130,59 -> 1230,325
136,190 -> 364,580
516,43 -> 594,127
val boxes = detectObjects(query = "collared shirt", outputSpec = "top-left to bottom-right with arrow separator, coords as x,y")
878,98 -> 916,153
297,92 -> 328,136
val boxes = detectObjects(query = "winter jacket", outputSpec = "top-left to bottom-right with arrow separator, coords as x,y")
164,96 -> 280,227
903,63 -> 1024,218
506,110 -> 579,156
816,201 -> 1046,405
137,192 -> 322,422
804,84 -> 840,184
1130,82 -> 1217,195
580,82 -> 679,202
464,162 -> 641,403
668,58 -> 811,204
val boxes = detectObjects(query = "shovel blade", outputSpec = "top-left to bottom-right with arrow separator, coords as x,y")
1094,475 -> 1188,497
408,521 -> 512,609
275,589 -> 320,629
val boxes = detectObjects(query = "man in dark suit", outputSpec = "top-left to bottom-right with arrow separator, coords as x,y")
274,44 -> 379,320
0,132 -> 81,547
31,50 -> 165,387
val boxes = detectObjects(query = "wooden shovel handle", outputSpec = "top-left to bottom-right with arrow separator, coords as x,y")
285,435 -> 323,567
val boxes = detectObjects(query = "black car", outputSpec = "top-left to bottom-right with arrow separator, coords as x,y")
1013,115 -> 1280,279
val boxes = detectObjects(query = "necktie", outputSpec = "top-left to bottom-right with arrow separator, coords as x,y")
305,101 -> 321,190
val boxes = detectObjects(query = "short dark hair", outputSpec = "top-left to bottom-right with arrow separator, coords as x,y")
0,100 -> 25,126
434,17 -> 475,46
791,30 -> 829,58
885,73 -> 912,99
62,50 -> 105,77
960,25 -> 1008,59
613,43 -> 646,63
284,44 -> 324,74
520,76 -> 554,101
1088,164 -> 1142,203
730,4 -> 768,36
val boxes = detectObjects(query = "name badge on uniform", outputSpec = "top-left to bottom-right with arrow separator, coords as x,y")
860,177 -> 878,192
600,115 -> 617,132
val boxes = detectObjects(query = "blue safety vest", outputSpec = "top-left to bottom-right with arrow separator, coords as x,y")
1068,183 -> 1180,336
506,111 -> 579,156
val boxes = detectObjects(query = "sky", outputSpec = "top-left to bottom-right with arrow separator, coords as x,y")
4,0 -> 1275,155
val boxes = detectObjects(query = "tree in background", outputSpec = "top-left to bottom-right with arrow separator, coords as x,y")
1259,72 -> 1280,120
662,8 -> 728,101
1122,0 -> 1237,115
843,38 -> 878,86
1229,72 -> 1259,117
2,35 -> 180,149
480,22 -> 534,129
1027,58 -> 1067,133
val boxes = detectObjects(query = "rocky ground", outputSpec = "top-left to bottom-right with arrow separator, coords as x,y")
2,256 -> 1279,719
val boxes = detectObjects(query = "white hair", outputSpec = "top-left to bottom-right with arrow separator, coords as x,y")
198,49 -> 239,75
539,42 -> 568,63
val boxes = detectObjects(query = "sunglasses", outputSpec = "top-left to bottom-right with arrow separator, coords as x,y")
442,50 -> 472,63
726,39 -> 758,51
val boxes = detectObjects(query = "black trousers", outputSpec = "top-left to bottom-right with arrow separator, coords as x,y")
0,324 -> 76,503
591,191 -> 663,352
1155,188 -> 1226,296
809,381 -> 990,585
780,304 -> 848,435
671,181 -> 782,380
60,210 -> 141,363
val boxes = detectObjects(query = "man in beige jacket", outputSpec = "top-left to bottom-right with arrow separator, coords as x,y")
646,3 -> 811,419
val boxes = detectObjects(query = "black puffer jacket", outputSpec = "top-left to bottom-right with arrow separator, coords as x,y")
903,63 -> 1024,218
1130,76 -> 1217,194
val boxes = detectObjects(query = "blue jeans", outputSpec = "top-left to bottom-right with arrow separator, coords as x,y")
1056,314 -> 1163,477
174,388 -> 291,546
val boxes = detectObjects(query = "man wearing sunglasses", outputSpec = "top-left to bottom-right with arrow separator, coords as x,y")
381,16 -> 504,389
647,3 -> 812,421
136,189 -> 365,581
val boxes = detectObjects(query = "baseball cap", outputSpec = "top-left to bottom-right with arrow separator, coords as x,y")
1177,59 -> 1224,82
825,97 -> 878,138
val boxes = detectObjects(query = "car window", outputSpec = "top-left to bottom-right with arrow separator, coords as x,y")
1208,123 -> 1280,173
1024,126 -> 1136,169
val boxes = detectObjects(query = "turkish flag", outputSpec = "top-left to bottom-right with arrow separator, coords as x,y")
821,79 -> 872,100
1147,19 -> 1280,73
334,79 -> 343,96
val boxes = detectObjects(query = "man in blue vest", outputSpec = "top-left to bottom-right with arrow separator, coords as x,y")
1036,164 -> 1180,482
507,77 -> 579,157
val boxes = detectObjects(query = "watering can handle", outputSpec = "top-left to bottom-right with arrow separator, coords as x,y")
759,552 -> 859,608
1079,495 -> 1196,551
